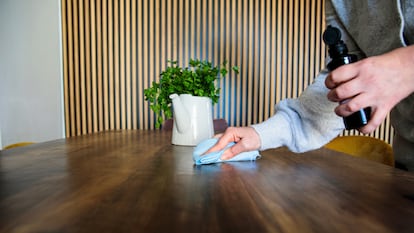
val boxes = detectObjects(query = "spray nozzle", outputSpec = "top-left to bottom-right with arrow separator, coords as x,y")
323,25 -> 349,58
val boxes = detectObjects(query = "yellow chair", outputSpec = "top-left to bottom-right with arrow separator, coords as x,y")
3,142 -> 34,150
324,136 -> 394,167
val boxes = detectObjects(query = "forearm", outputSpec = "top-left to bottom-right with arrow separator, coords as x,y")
251,73 -> 344,153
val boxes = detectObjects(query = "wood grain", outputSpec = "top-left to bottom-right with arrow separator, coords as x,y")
0,130 -> 413,233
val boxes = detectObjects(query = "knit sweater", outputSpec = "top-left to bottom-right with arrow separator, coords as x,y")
251,0 -> 414,171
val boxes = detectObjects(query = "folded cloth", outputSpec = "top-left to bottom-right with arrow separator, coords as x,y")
193,138 -> 261,165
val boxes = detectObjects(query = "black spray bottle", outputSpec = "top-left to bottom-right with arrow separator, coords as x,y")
322,25 -> 371,130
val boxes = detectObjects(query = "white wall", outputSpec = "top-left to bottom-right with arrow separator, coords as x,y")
0,0 -> 64,148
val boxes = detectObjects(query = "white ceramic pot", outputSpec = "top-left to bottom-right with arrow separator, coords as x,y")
169,94 -> 214,146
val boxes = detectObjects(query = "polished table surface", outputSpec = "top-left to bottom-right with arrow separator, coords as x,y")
1,130 -> 414,233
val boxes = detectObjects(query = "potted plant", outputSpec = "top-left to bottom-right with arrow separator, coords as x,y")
144,59 -> 239,145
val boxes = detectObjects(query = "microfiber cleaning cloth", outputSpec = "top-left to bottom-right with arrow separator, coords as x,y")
193,138 -> 261,165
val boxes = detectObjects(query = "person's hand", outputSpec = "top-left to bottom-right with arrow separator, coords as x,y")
325,45 -> 414,134
204,126 -> 261,160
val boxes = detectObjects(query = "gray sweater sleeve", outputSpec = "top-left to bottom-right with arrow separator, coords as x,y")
251,71 -> 344,153
250,0 -> 352,153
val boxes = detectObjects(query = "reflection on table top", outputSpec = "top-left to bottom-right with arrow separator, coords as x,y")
0,130 -> 413,233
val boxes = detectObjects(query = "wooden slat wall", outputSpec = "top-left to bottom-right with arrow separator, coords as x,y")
61,0 -> 394,144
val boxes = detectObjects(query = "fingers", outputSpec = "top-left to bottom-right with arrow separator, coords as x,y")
203,126 -> 261,160
326,68 -> 367,104
203,128 -> 237,154
325,63 -> 359,89
334,94 -> 382,133
221,127 -> 261,160
327,80 -> 361,103
335,101 -> 389,135
358,107 -> 388,134
221,142 -> 247,160
334,92 -> 370,117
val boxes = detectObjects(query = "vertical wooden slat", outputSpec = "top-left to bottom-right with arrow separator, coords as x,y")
201,0 -> 207,59
131,0 -> 137,129
294,1 -> 305,95
178,0 -> 183,67
90,0 -> 98,133
120,0 -> 126,129
72,0 -> 81,136
309,1 -> 316,88
292,1 -> 298,99
226,0 -> 231,123
155,0 -> 161,125
114,0 -> 120,129
230,0 -> 236,125
264,0 -> 271,122
241,0 -> 248,126
252,0 -> 259,124
281,1 -> 287,105
102,0 -> 109,130
79,0 -> 86,134
67,0 -> 73,135
84,0 -> 92,134
68,0 -> 75,136
196,0 -> 200,59
247,0 -> 254,125
276,0 -> 283,110
167,0 -> 173,60
213,0 -> 219,117
218,0 -> 225,118
61,0 -> 69,137
126,0 -> 131,129
258,0 -> 265,123
142,0 -> 149,129
303,0 -> 310,91
269,0 -> 277,115
108,0 -> 114,130
183,0 -> 189,65
160,0 -> 166,73
207,0 -> 212,61
97,0 -> 104,132
315,0 -> 324,77
148,0 -> 155,129
236,0 -> 243,126
172,0 -> 178,61
137,0 -> 144,129
289,0 -> 294,98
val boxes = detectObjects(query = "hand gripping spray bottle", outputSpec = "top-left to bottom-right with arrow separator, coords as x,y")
323,25 -> 371,130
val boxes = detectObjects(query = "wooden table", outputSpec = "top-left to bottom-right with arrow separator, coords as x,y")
1,130 -> 413,233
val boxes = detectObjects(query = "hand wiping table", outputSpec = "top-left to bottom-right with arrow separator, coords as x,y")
193,138 -> 261,165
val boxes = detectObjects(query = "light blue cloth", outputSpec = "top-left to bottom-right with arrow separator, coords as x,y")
193,138 -> 261,165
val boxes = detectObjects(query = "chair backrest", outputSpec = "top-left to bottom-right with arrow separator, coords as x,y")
3,142 -> 34,150
324,136 -> 394,167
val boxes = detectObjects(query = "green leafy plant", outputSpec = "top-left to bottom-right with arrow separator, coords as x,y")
144,59 -> 239,128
